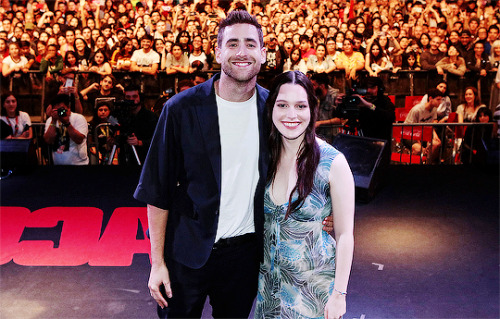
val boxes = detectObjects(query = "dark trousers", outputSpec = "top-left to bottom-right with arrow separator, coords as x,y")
158,235 -> 260,318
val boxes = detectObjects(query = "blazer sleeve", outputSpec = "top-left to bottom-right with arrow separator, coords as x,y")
134,101 -> 180,210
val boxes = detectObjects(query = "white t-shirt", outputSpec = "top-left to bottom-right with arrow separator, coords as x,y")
44,112 -> 89,165
215,91 -> 260,241
2,56 -> 28,69
1,111 -> 31,137
130,49 -> 160,67
404,103 -> 437,124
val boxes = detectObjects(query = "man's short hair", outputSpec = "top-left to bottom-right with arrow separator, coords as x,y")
101,74 -> 116,86
51,94 -> 72,107
218,10 -> 263,48
299,34 -> 310,43
310,72 -> 330,87
140,33 -> 153,42
124,84 -> 141,93
427,88 -> 445,99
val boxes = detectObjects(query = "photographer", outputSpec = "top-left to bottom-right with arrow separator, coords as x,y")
337,77 -> 395,164
44,94 -> 89,165
116,84 -> 158,164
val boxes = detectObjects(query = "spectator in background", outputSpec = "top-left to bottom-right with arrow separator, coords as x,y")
110,37 -> 134,71
188,35 -> 208,73
456,87 -> 486,123
404,88 -> 444,163
130,33 -> 160,75
465,41 -> 491,84
420,36 -> 445,71
88,100 -> 116,164
399,51 -> 421,71
89,49 -> 112,76
74,37 -> 92,69
164,42 -> 189,74
2,42 -> 28,77
299,34 -> 316,61
283,48 -> 307,74
80,74 -> 124,115
311,72 -> 341,144
418,33 -> 431,52
0,92 -> 32,139
457,30 -> 473,58
461,106 -> 497,164
335,38 -> 364,81
44,94 -> 89,165
120,84 -> 158,164
489,40 -> 500,71
365,40 -> 392,77
436,45 -> 467,78
307,43 -> 335,74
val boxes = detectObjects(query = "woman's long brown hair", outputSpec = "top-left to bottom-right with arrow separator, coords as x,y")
266,71 -> 320,219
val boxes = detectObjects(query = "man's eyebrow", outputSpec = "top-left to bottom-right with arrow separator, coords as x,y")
226,38 -> 258,43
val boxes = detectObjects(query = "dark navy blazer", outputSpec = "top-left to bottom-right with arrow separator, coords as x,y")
134,74 -> 269,269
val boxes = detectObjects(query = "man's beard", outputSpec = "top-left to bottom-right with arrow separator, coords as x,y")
221,60 -> 261,83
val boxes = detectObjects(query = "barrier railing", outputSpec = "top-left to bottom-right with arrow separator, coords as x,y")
391,122 -> 496,165
21,122 -> 496,167
4,69 -> 497,123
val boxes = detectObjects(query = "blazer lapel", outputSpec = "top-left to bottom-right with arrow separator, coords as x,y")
195,75 -> 222,195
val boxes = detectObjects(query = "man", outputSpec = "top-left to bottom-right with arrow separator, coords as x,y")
262,32 -> 283,74
299,34 -> 316,61
80,74 -> 124,116
120,84 -> 158,164
404,88 -> 444,162
458,30 -> 473,58
134,11 -> 269,318
135,11 -> 333,318
43,94 -> 89,165
420,36 -> 445,71
311,73 -> 341,144
484,25 -> 499,56
130,33 -> 160,75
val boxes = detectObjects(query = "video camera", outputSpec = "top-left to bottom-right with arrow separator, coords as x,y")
337,83 -> 367,120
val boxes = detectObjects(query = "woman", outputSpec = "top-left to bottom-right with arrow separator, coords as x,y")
335,39 -> 365,81
436,45 -> 467,77
188,35 -> 208,73
489,39 -> 500,71
74,37 -> 92,69
365,40 -> 391,77
400,51 -> 421,70
0,92 -> 32,139
94,35 -> 111,59
2,42 -> 29,77
255,71 -> 354,319
89,49 -> 112,76
283,48 -> 308,74
456,87 -> 486,123
307,43 -> 335,73
461,106 -> 496,164
418,33 -> 431,52
60,51 -> 79,84
176,31 -> 193,54
110,37 -> 134,70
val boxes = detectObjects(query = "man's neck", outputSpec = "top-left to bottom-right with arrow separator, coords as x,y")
215,76 -> 256,102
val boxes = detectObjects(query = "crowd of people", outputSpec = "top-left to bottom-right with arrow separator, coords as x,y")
1,0 -> 499,165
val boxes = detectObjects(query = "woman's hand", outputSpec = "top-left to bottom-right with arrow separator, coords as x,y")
324,293 -> 346,319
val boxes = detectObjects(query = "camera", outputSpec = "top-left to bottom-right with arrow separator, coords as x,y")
337,84 -> 367,119
57,108 -> 68,117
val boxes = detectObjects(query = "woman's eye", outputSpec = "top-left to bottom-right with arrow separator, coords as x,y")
276,103 -> 287,108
